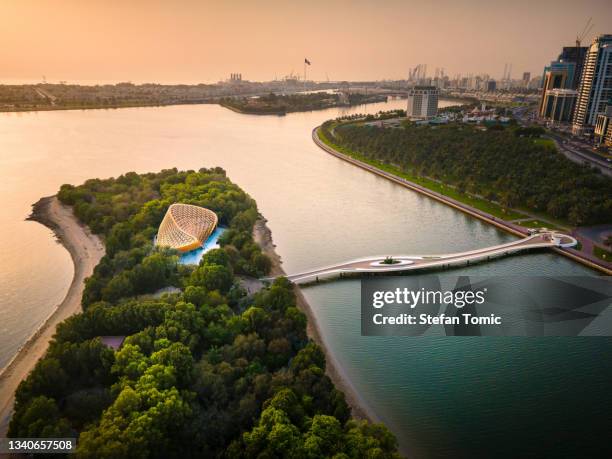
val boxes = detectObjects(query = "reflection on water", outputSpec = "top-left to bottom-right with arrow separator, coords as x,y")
0,99 -> 608,457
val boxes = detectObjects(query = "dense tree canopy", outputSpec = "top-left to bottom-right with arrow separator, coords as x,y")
221,92 -> 387,115
10,168 -> 400,458
324,122 -> 612,226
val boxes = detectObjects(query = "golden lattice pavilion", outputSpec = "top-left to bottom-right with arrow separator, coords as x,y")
155,203 -> 218,252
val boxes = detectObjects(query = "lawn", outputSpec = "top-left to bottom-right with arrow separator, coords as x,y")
533,138 -> 556,149
593,245 -> 611,262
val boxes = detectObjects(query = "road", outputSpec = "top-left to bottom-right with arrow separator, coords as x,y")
511,106 -> 612,177
546,132 -> 612,177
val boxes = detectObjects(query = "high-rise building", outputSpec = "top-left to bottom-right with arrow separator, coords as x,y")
486,80 -> 496,92
558,46 -> 588,89
573,35 -> 612,134
594,100 -> 612,146
540,89 -> 578,122
539,64 -> 577,122
522,72 -> 531,85
542,65 -> 571,89
538,43 -> 588,123
406,86 -> 438,119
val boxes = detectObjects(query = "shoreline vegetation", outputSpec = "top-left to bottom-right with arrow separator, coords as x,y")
219,92 -> 388,116
5,169 -> 401,458
314,123 -> 612,274
322,119 -> 611,226
0,196 -> 105,437
0,82 -> 387,116
252,219 -> 379,424
0,87 -> 388,117
0,82 -> 216,113
0,82 -> 329,113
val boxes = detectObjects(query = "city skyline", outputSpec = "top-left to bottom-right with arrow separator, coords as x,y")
1,0 -> 612,84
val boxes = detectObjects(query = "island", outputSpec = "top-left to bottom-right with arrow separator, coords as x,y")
4,168 -> 401,458
220,92 -> 388,115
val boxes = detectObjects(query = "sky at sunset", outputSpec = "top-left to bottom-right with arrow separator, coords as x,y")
1,0 -> 611,84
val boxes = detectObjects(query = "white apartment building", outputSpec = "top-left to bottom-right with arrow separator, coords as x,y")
407,86 -> 439,119
572,35 -> 612,134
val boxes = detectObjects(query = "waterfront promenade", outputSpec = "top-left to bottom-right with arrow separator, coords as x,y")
270,232 -> 578,284
312,127 -> 612,275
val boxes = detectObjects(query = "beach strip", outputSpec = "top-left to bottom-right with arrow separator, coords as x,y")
0,196 -> 104,437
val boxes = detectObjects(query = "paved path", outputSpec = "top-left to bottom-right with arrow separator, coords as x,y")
267,233 -> 577,284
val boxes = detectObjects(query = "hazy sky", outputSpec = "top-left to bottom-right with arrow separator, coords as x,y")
1,0 -> 611,84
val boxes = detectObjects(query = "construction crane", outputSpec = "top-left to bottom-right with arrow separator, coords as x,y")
576,17 -> 594,48
408,65 -> 419,81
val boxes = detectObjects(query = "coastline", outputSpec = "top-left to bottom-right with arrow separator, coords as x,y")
0,196 -> 105,437
0,100 -> 217,114
219,97 -> 389,117
0,200 -> 377,438
219,102 -> 286,116
313,126 -> 612,275
253,218 -> 380,424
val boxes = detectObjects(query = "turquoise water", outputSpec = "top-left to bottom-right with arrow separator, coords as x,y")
302,261 -> 611,458
178,226 -> 226,265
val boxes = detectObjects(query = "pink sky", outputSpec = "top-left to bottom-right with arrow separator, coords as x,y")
1,0 -> 610,84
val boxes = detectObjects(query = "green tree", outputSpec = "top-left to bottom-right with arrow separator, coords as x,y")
190,263 -> 233,293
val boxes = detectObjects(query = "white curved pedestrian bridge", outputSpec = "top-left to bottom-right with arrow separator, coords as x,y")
267,232 -> 577,284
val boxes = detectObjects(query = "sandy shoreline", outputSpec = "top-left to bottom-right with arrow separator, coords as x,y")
0,196 -> 105,437
253,218 -> 379,424
0,201 -> 376,440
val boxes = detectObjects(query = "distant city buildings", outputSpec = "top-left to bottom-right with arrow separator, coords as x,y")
406,86 -> 439,119
522,72 -> 531,85
229,73 -> 242,82
422,67 -> 538,94
572,34 -> 612,134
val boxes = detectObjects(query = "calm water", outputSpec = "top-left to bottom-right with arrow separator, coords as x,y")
178,227 -> 226,265
0,99 -> 609,457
